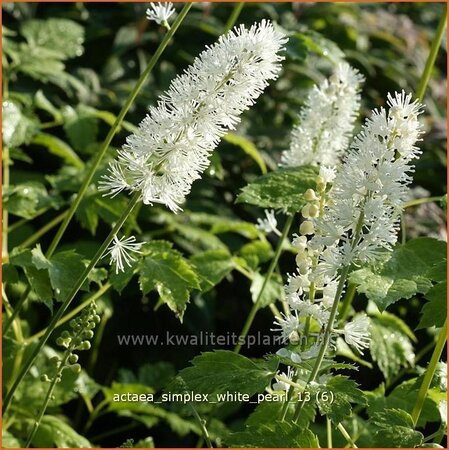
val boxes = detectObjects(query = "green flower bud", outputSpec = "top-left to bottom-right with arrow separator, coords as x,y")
40,374 -> 51,382
68,354 -> 79,364
70,364 -> 82,374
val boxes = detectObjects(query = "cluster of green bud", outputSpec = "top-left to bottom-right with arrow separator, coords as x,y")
299,188 -> 320,236
41,303 -> 100,383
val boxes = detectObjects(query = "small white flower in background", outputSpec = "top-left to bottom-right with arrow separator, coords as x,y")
256,210 -> 281,236
104,235 -> 143,274
273,366 -> 295,391
343,314 -> 371,354
100,20 -> 287,212
281,62 -> 364,168
146,2 -> 175,27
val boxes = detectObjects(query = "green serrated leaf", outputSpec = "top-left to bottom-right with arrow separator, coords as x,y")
64,113 -> 98,154
370,409 -> 424,447
293,30 -> 345,63
2,430 -> 22,448
31,415 -> 92,448
2,100 -> 38,147
238,240 -> 273,271
139,242 -> 200,321
350,238 -> 446,311
417,282 -> 447,329
226,422 -> 319,448
48,251 -> 87,301
369,315 -> 414,380
32,133 -> 84,169
316,375 -> 366,423
9,247 -> 53,309
368,378 -> 441,428
3,181 -> 61,219
21,18 -> 84,60
190,249 -> 234,292
247,399 -> 316,429
170,351 -> 278,398
236,166 -> 318,213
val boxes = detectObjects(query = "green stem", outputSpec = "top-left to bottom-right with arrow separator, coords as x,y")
18,211 -> 68,249
293,264 -> 351,423
415,5 -> 447,101
3,146 -> 10,258
326,416 -> 333,448
293,209 -> 365,423
411,320 -> 447,427
24,283 -> 111,344
338,283 -> 357,324
234,214 -> 294,354
1,2 -> 192,334
25,316 -> 88,448
3,193 -> 140,415
3,286 -> 30,335
337,423 -> 358,448
403,195 -> 444,209
224,2 -> 244,33
190,403 -> 213,448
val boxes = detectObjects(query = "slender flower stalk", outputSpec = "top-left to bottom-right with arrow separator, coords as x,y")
100,20 -> 287,213
281,62 -> 364,167
2,3 -> 194,336
3,20 -> 287,416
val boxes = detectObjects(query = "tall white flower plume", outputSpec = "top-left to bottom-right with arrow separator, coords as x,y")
312,91 -> 423,277
100,21 -> 287,212
281,62 -> 364,167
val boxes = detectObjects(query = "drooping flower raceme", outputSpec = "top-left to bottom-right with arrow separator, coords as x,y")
146,2 -> 176,26
100,21 -> 287,212
104,235 -> 143,274
281,62 -> 364,167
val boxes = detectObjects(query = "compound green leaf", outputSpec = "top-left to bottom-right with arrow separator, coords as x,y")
369,315 -> 415,380
21,18 -> 84,60
350,238 -> 446,311
316,375 -> 366,423
170,351 -> 278,398
417,281 -> 447,329
190,249 -> 234,292
226,422 -> 319,448
370,409 -> 424,447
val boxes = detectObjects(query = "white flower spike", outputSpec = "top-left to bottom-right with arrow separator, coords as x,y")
146,2 -> 176,27
256,210 -> 281,236
281,62 -> 364,167
104,235 -> 143,274
100,21 -> 287,212
312,90 -> 423,277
